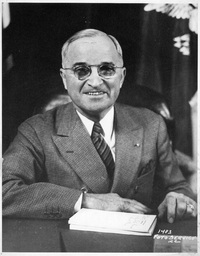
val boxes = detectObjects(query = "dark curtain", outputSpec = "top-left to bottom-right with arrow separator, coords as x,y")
136,5 -> 197,157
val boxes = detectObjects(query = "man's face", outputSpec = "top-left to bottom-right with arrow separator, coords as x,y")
60,35 -> 126,120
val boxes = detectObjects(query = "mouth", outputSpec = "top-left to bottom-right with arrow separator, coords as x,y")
85,91 -> 106,96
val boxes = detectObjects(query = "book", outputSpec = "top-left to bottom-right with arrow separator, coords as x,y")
68,208 -> 157,236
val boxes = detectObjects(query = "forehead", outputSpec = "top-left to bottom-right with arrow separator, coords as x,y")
66,35 -> 120,64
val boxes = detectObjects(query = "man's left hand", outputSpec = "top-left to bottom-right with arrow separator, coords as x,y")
158,192 -> 197,223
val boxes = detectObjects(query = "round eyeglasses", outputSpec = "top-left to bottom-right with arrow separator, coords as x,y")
62,64 -> 124,80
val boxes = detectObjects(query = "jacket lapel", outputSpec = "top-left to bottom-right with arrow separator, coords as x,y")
111,104 -> 143,197
52,103 -> 110,193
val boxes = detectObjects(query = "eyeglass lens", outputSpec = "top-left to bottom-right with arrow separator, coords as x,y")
74,64 -> 116,80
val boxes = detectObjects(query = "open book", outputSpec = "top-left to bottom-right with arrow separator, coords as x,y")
68,208 -> 157,236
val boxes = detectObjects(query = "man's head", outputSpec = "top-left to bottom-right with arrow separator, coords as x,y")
60,29 -> 126,121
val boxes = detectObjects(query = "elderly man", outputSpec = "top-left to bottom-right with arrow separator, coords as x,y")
2,29 -> 197,223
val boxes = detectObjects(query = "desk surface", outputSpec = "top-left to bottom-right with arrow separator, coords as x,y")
3,217 -> 197,252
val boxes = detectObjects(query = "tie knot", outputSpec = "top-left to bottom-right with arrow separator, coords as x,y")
92,122 -> 104,137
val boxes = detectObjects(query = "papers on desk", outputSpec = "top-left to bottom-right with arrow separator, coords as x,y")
68,208 -> 157,236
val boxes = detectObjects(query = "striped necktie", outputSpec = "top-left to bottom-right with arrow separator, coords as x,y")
91,122 -> 115,179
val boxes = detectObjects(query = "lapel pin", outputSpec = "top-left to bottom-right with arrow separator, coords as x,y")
134,143 -> 140,147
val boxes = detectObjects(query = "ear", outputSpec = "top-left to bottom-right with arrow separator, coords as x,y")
60,68 -> 68,90
119,67 -> 126,88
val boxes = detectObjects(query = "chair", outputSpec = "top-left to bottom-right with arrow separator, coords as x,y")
33,88 -> 71,115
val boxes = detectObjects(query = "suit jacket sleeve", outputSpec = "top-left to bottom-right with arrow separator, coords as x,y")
155,115 -> 195,200
2,120 -> 82,219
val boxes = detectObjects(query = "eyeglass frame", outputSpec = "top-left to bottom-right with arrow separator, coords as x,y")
61,63 -> 124,80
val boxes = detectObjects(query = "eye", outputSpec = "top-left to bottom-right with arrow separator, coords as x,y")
74,66 -> 90,78
100,65 -> 115,76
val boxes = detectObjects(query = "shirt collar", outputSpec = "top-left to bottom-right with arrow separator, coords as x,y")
76,107 -> 114,138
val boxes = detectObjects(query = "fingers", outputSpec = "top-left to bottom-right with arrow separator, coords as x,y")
157,200 -> 167,220
93,193 -> 152,214
166,195 -> 177,223
82,193 -> 152,214
158,192 -> 197,223
121,199 -> 153,214
186,198 -> 197,218
158,194 -> 177,223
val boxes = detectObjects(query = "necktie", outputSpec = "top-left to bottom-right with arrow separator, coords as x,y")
91,122 -> 115,179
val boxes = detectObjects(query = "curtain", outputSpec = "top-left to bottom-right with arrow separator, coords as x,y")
136,4 -> 197,157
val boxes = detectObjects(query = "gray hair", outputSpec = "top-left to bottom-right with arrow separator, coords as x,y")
61,29 -> 123,67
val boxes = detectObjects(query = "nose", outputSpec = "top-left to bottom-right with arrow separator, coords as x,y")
87,67 -> 103,87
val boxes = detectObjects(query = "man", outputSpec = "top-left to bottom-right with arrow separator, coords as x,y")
2,29 -> 197,223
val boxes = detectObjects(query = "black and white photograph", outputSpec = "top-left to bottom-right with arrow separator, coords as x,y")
2,1 -> 198,253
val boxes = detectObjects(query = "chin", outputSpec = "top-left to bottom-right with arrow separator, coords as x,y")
88,105 -> 112,117
90,103 -> 111,111
77,101 -> 114,117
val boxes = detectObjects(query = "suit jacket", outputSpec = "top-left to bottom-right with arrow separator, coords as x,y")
2,102 -> 194,219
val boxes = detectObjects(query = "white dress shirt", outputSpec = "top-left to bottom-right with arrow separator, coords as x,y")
76,106 -> 115,160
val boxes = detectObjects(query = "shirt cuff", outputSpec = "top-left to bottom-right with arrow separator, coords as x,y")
74,187 -> 88,213
74,193 -> 83,213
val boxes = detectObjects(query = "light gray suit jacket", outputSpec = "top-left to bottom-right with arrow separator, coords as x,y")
2,102 -> 194,219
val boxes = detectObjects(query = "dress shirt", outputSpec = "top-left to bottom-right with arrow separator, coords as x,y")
76,106 -> 115,159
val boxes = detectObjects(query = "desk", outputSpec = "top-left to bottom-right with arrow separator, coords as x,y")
2,218 -> 197,252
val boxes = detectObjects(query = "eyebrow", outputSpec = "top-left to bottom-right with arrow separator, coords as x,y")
73,62 -> 87,67
73,61 -> 115,67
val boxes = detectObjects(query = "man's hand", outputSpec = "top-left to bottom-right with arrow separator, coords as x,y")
82,193 -> 152,214
158,192 -> 197,223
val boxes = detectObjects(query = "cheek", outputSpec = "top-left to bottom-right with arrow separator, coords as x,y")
110,81 -> 122,95
65,78 -> 82,94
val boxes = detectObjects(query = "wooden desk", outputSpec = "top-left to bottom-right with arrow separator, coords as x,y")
2,218 -> 197,252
